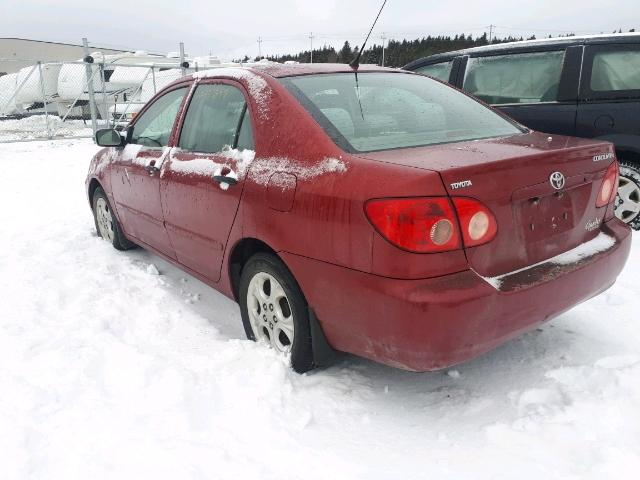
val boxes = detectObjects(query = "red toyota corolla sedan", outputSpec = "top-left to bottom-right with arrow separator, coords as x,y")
86,63 -> 631,373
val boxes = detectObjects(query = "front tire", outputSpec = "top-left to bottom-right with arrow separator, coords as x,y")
92,187 -> 136,250
616,160 -> 640,231
239,253 -> 314,373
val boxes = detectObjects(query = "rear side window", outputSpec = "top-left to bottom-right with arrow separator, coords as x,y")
590,48 -> 640,92
415,61 -> 453,83
463,51 -> 565,105
130,87 -> 187,147
281,72 -> 521,153
179,84 -> 251,153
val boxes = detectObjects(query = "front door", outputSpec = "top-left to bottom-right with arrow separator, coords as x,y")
110,86 -> 189,258
161,81 -> 255,282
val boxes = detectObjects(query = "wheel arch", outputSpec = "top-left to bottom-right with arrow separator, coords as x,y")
228,237 -> 280,302
87,177 -> 102,207
228,237 -> 338,367
615,147 -> 640,166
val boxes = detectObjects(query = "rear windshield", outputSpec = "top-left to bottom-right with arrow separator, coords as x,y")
280,72 -> 522,153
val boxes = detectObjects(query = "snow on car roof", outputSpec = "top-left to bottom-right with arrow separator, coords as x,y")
193,62 -> 392,79
190,64 -> 399,118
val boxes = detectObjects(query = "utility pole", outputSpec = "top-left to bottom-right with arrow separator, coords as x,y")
257,36 -> 263,60
488,24 -> 495,43
309,32 -> 315,63
381,32 -> 387,67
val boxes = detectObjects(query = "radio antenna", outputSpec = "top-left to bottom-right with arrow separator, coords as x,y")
349,0 -> 387,69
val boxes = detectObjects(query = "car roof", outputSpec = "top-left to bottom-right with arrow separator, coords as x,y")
192,62 -> 395,79
405,32 -> 640,68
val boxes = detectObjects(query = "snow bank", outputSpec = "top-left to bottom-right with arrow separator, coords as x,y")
0,115 -> 92,141
0,139 -> 639,479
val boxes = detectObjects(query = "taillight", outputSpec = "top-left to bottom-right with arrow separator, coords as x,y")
596,161 -> 619,208
365,197 -> 461,253
452,198 -> 498,247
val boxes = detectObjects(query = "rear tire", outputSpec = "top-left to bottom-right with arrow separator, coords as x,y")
239,253 -> 314,373
616,160 -> 640,231
92,187 -> 136,250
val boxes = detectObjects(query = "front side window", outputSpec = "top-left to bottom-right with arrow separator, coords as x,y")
463,51 -> 565,105
415,61 -> 453,83
281,72 -> 521,153
590,48 -> 640,92
130,87 -> 187,147
179,84 -> 251,153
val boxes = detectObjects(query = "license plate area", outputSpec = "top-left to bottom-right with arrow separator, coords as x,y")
518,189 -> 577,241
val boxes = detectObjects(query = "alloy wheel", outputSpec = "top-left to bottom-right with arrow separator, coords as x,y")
615,175 -> 640,224
246,272 -> 295,353
95,197 -> 115,243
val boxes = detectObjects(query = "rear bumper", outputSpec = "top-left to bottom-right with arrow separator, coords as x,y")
282,219 -> 632,371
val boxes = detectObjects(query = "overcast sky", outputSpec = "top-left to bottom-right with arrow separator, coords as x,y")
4,0 -> 639,59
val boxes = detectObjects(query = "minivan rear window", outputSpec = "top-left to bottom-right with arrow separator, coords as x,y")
281,72 -> 522,153
591,49 -> 640,92
463,51 -> 565,105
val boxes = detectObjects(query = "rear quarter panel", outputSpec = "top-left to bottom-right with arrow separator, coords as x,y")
238,78 -> 467,279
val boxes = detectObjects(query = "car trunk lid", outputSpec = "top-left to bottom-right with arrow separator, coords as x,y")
360,132 -> 616,276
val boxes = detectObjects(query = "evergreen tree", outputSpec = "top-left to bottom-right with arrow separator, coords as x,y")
237,30 -> 634,68
337,41 -> 353,63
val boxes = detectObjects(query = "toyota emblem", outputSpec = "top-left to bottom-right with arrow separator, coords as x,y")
550,171 -> 565,190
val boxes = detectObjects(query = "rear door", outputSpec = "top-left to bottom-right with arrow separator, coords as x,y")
161,81 -> 255,282
110,85 -> 188,258
462,48 -> 579,136
576,43 -> 640,141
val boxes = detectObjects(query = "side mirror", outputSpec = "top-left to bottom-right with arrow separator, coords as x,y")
95,128 -> 124,147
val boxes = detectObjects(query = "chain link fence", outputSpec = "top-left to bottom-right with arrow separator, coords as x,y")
0,40 -> 205,143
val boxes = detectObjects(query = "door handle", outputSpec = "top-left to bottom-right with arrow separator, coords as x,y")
144,158 -> 160,175
213,166 -> 238,187
213,174 -> 238,186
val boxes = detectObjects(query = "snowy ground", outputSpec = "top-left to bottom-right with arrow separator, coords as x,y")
1,139 -> 639,480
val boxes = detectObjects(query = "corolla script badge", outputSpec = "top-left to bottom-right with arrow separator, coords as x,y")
593,152 -> 614,162
549,171 -> 565,190
450,180 -> 472,190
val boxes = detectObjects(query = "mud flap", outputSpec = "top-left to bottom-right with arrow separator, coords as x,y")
309,307 -> 338,368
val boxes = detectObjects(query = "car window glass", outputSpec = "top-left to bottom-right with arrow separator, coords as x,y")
130,87 -> 187,147
590,49 -> 640,92
415,61 -> 453,82
179,84 -> 247,153
463,51 -> 565,105
283,72 -> 521,153
236,109 -> 255,151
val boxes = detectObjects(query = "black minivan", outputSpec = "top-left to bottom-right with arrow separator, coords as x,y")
405,33 -> 640,230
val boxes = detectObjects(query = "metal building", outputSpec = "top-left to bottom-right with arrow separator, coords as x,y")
0,38 -> 128,75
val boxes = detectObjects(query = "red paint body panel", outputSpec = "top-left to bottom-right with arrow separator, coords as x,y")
85,65 -> 632,372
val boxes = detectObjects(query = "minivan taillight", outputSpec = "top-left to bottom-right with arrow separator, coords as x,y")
596,161 -> 619,208
452,198 -> 498,248
365,197 -> 461,253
